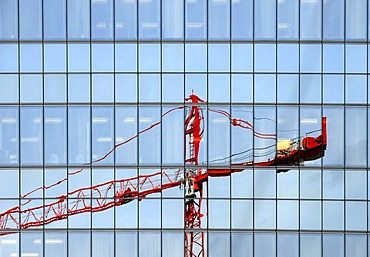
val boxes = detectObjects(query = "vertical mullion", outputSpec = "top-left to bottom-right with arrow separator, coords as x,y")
65,0 -> 69,254
229,0 -> 232,255
136,1 -> 140,256
113,0 -> 116,256
17,0 -> 21,254
89,0 -> 93,254
41,0 -> 45,252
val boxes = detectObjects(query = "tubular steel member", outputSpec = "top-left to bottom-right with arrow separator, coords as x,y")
184,93 -> 205,257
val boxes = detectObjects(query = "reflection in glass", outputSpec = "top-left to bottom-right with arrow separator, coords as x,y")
232,0 -> 252,40
68,0 -> 90,40
0,107 -> 18,165
92,0 -> 113,40
323,0 -> 344,40
19,0 -> 41,40
20,107 -> 43,164
162,0 -> 183,39
186,0 -> 207,39
0,0 -> 18,39
255,0 -> 276,40
255,233 -> 276,257
115,0 -> 137,39
209,0 -> 230,40
43,0 -> 66,40
323,234 -> 344,257
278,0 -> 298,40
45,107 -> 66,165
139,0 -> 160,40
300,0 -> 321,40
346,0 -> 367,40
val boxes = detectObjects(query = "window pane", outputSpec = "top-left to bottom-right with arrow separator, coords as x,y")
323,170 -> 344,199
300,44 -> 321,73
139,74 -> 160,102
162,0 -> 183,39
277,75 -> 298,103
300,170 -> 321,199
346,234 -> 367,257
277,201 -> 298,230
323,75 -> 344,104
68,74 -> 90,103
346,0 -> 367,40
300,0 -> 321,40
92,74 -> 114,103
92,43 -> 114,72
115,74 -> 137,103
300,234 -> 321,257
116,44 -> 137,72
20,107 -> 43,165
0,0 -> 18,40
278,233 -> 298,257
255,44 -> 276,72
92,108 -> 114,165
254,200 -> 276,229
323,234 -> 344,257
278,0 -> 298,40
44,44 -> 66,72
232,0 -> 252,40
68,0 -> 90,40
255,0 -> 276,40
185,44 -> 207,72
92,0 -> 113,40
68,43 -> 90,72
44,74 -> 66,103
323,201 -> 344,230
186,0 -> 207,39
255,74 -> 276,103
231,74 -> 253,103
0,107 -> 18,165
20,75 -> 43,103
43,0 -> 66,40
346,75 -> 367,104
19,0 -> 41,40
115,0 -> 137,40
139,43 -> 160,72
346,45 -> 367,73
139,0 -> 160,40
278,44 -> 298,72
209,0 -> 230,40
45,107 -> 66,165
20,44 -> 42,72
162,75 -> 184,102
0,75 -> 18,103
162,44 -> 184,72
300,75 -> 321,104
346,201 -> 367,231
300,201 -> 321,230
323,107 -> 344,167
0,44 -> 18,72
209,44 -> 230,72
323,44 -> 344,73
255,233 -> 276,257
323,0 -> 344,40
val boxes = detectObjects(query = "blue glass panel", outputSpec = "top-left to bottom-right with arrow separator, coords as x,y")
20,44 -> 42,72
162,0 -> 184,39
19,0 -> 42,40
323,75 -> 344,104
185,44 -> 207,72
323,234 -> 344,257
0,0 -> 18,40
115,44 -> 137,72
92,74 -> 114,103
278,0 -> 298,40
92,43 -> 114,72
44,44 -> 66,72
139,44 -> 160,72
186,0 -> 207,39
278,44 -> 298,72
115,74 -> 137,103
300,0 -> 321,40
68,44 -> 90,72
346,0 -> 367,40
44,107 -> 66,165
255,44 -> 276,72
0,44 -> 18,72
92,0 -> 113,40
0,75 -> 18,103
209,44 -> 230,72
43,0 -> 66,40
346,75 -> 367,104
115,0 -> 137,40
232,0 -> 253,40
255,0 -> 276,40
20,75 -> 43,103
323,0 -> 344,40
0,107 -> 18,165
346,45 -> 367,73
162,44 -> 184,72
68,74 -> 90,103
68,0 -> 90,40
139,0 -> 160,40
209,0 -> 230,40
323,44 -> 344,73
44,74 -> 66,103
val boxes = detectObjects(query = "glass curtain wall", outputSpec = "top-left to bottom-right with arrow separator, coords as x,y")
0,0 -> 368,256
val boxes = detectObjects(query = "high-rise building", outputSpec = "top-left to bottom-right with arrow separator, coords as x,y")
0,0 -> 368,256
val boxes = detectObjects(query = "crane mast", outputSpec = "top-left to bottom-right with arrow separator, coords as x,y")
184,93 -> 205,257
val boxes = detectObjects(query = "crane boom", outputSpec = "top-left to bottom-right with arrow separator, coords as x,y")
0,170 -> 181,235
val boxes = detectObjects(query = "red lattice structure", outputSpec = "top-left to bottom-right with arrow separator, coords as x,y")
0,93 -> 327,256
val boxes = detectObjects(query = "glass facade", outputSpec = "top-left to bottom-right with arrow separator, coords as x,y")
0,0 -> 368,256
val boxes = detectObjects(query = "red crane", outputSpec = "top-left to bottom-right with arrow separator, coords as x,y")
0,94 -> 327,257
